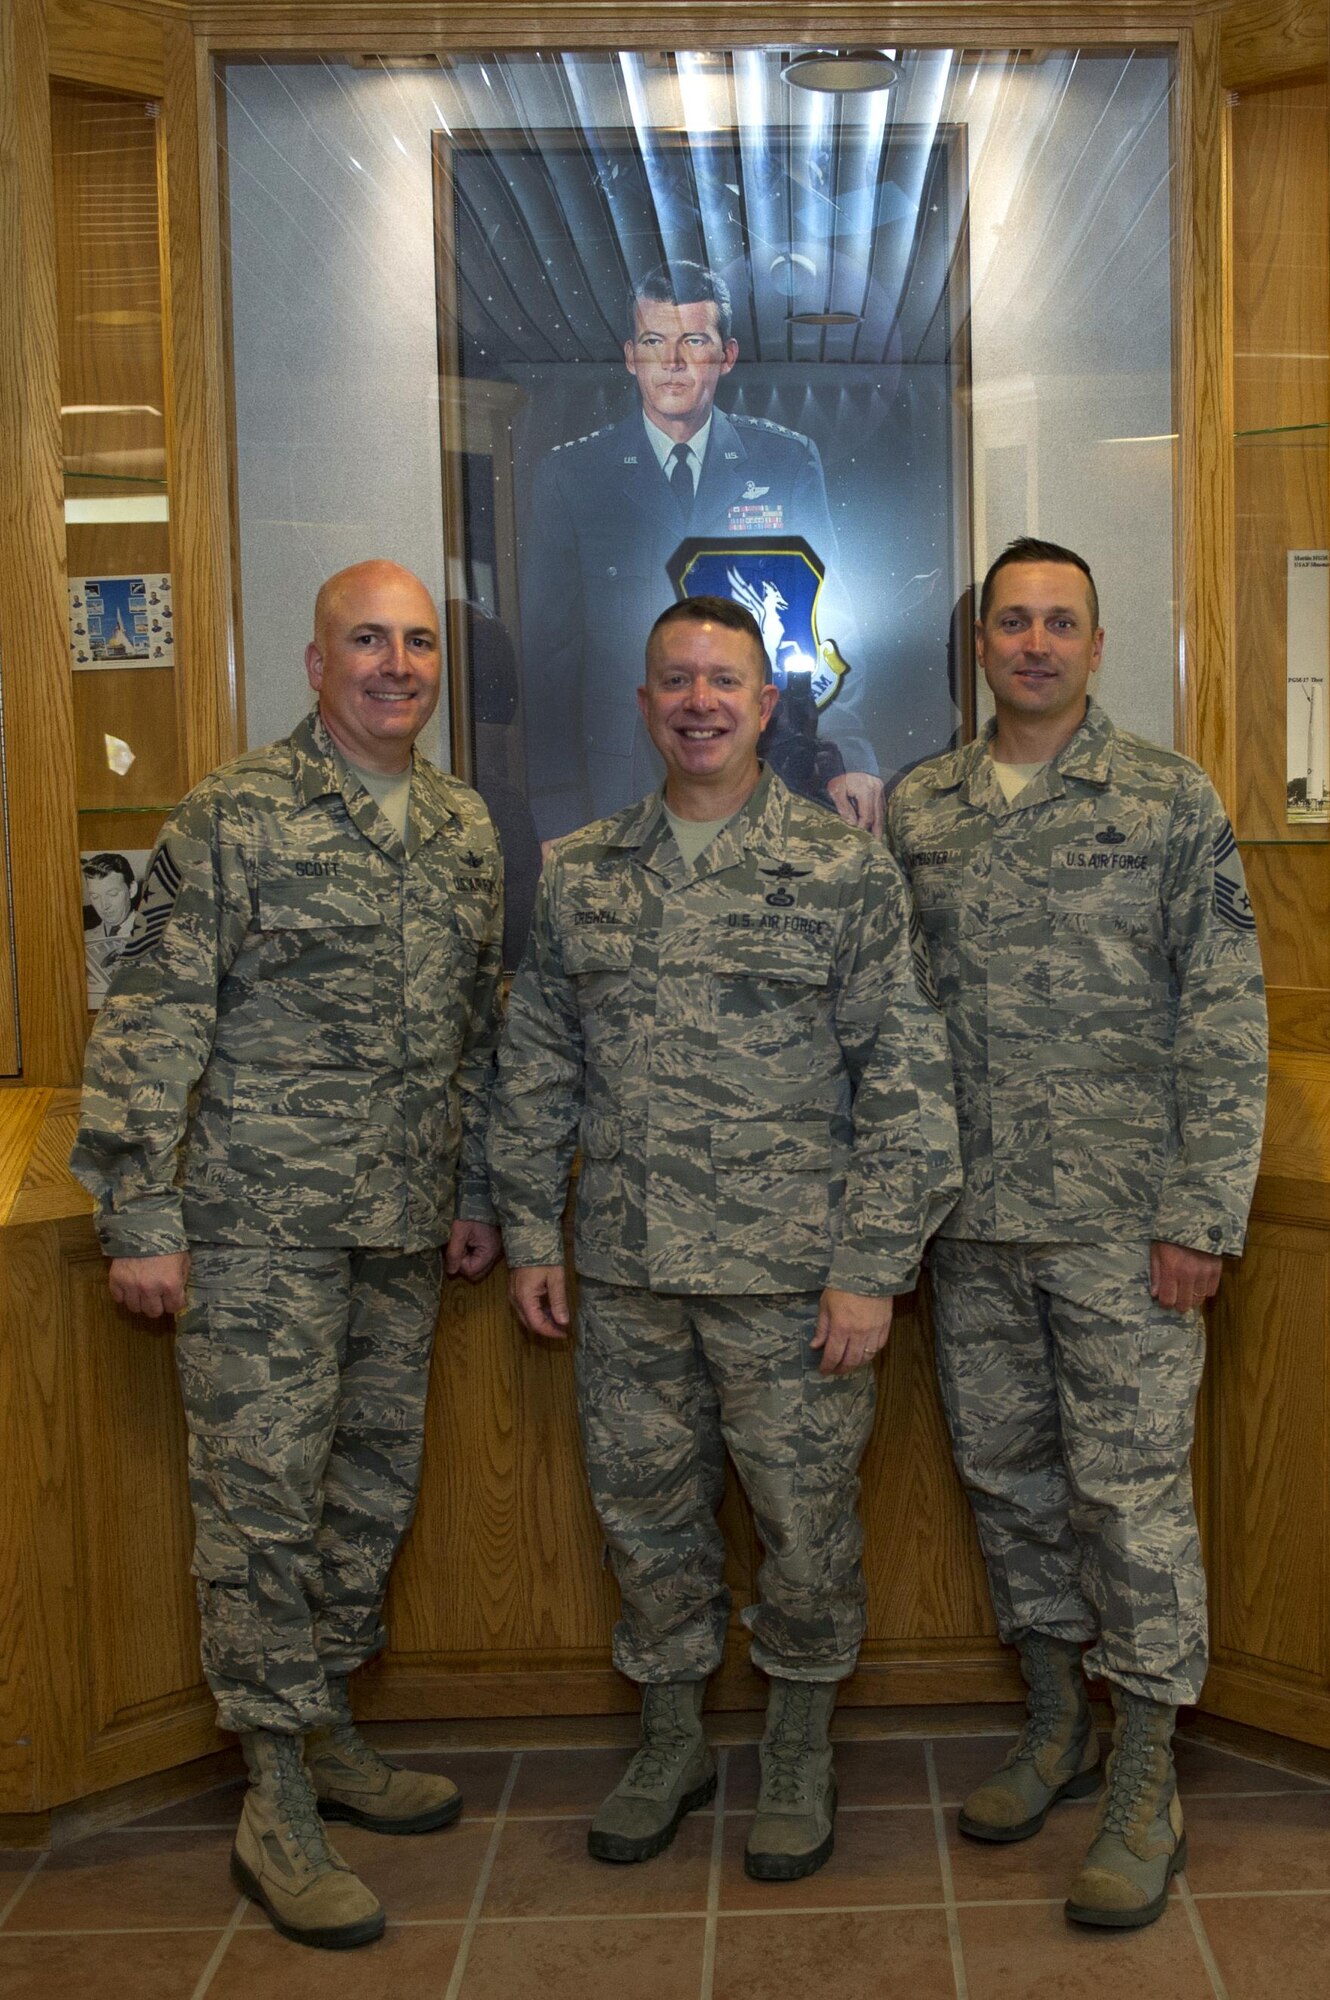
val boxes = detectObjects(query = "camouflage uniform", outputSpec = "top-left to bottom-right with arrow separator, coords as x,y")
72,709 -> 503,1731
489,768 -> 960,1682
887,700 -> 1267,1703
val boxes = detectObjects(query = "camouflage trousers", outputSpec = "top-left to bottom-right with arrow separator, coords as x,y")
929,1237 -> 1207,1704
576,1280 -> 876,1684
175,1244 -> 443,1733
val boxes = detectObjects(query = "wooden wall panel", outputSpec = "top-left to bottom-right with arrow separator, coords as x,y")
0,0 -> 86,1084
191,2 -> 1193,53
66,1245 -> 202,1741
859,1293 -> 997,1648
161,19 -> 241,784
1177,14 -> 1236,798
1207,1222 -> 1327,1679
46,0 -> 166,98
1221,0 -> 1330,91
1231,77 -> 1329,845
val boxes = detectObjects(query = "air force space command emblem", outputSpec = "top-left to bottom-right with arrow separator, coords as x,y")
667,535 -> 851,709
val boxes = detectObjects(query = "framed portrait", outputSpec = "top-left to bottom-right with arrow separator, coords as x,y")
80,846 -> 151,1009
433,107 -> 974,960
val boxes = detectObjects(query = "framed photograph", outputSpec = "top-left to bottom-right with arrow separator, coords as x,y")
68,573 -> 175,671
433,111 -> 973,959
80,846 -> 151,1008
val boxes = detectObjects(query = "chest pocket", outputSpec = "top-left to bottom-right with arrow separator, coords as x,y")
257,855 -> 387,931
563,922 -> 639,1069
709,934 -> 836,1072
1048,841 -> 1163,943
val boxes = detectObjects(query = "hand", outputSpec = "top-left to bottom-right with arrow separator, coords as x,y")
510,1263 -> 571,1341
108,1251 -> 190,1321
1150,1241 -> 1223,1314
811,1287 -> 893,1376
827,772 -> 886,838
445,1219 -> 503,1283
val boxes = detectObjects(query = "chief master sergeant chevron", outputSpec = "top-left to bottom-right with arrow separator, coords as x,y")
886,536 -> 1267,1932
489,594 -> 959,1883
71,560 -> 504,1951
519,258 -> 884,843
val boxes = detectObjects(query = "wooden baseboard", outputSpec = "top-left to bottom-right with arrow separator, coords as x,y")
1198,1661 -> 1330,1752
355,1650 -> 1024,1719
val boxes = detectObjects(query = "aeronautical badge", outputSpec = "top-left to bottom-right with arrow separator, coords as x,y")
908,906 -> 942,1008
119,843 -> 183,960
1095,824 -> 1127,845
668,534 -> 851,710
760,861 -> 811,907
1212,820 -> 1256,931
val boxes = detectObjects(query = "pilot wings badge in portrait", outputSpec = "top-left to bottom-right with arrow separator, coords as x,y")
668,534 -> 852,809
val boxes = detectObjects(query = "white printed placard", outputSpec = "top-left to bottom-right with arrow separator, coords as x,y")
68,572 -> 175,671
1287,550 -> 1328,824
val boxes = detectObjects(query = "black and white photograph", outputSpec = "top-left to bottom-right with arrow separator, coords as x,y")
80,847 -> 150,1008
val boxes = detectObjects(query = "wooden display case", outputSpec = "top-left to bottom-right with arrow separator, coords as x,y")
1197,46 -> 1330,1753
3,0 -> 1330,1846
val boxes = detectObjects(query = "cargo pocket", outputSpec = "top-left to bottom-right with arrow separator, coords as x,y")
711,1118 -> 838,1269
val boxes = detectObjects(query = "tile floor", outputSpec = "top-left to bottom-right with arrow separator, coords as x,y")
2,1719 -> 1329,1999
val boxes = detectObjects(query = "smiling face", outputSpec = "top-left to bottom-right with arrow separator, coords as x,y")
304,562 -> 441,773
638,616 -> 776,813
976,560 -> 1104,743
624,296 -> 739,442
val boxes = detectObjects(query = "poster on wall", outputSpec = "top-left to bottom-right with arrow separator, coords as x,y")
80,847 -> 151,1009
1287,549 -> 1328,825
433,110 -> 973,961
68,573 -> 174,672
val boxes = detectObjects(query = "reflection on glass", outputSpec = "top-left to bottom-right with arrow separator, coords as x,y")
222,46 -> 1178,954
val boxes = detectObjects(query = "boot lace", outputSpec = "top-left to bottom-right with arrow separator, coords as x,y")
323,1719 -> 392,1781
268,1741 -> 336,1865
762,1684 -> 816,1806
1099,1717 -> 1166,1841
622,1687 -> 695,1793
1004,1641 -> 1082,1773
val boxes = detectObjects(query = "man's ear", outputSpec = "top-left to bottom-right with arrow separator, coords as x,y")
759,682 -> 779,729
304,640 -> 324,693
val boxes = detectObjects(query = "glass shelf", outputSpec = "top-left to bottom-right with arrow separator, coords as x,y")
64,470 -> 168,488
1234,421 -> 1329,444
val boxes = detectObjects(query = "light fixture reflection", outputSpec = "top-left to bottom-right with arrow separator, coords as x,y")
787,311 -> 864,326
781,49 -> 899,94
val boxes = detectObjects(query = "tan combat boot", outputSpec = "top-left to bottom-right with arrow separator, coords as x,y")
588,1680 -> 716,1863
959,1632 -> 1100,1843
1065,1689 -> 1185,1929
306,1676 -> 462,1835
231,1730 -> 385,1950
744,1680 -> 839,1882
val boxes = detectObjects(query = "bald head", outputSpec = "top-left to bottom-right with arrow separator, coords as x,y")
305,560 -> 443,774
313,560 -> 437,651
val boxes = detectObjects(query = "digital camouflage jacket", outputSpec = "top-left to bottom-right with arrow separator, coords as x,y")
72,709 -> 503,1256
489,768 -> 960,1295
886,700 -> 1268,1251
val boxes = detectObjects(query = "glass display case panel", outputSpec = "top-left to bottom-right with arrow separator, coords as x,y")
51,80 -> 181,1010
1231,76 -> 1329,846
220,45 -> 1177,959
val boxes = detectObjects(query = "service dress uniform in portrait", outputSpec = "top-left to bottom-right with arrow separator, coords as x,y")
888,538 -> 1268,1932
72,562 -> 504,1950
519,260 -> 881,844
490,595 -> 959,1883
